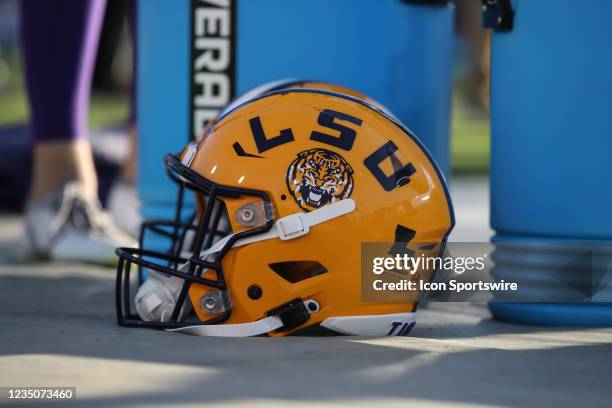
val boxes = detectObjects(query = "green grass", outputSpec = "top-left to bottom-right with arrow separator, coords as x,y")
451,104 -> 490,175
0,51 -> 28,125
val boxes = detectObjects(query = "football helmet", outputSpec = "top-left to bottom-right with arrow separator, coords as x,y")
116,87 -> 454,337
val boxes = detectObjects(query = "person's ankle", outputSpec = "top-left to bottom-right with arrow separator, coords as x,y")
29,140 -> 98,201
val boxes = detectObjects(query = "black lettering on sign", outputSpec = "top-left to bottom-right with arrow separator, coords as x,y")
310,109 -> 362,151
190,0 -> 236,140
249,117 -> 295,153
364,141 -> 416,191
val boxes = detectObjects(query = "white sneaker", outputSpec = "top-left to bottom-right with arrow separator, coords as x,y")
23,181 -> 137,265
107,179 -> 142,238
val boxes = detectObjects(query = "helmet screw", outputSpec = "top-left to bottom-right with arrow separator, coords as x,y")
199,291 -> 231,314
247,284 -> 263,300
203,296 -> 218,311
239,208 -> 255,223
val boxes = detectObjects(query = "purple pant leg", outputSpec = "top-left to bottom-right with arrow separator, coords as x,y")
21,0 -> 107,142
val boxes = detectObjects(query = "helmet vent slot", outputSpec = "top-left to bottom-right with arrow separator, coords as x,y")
268,261 -> 327,283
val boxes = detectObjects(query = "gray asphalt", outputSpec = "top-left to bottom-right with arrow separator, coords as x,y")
0,177 -> 610,408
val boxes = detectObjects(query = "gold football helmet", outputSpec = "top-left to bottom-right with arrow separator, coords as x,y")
116,86 -> 453,337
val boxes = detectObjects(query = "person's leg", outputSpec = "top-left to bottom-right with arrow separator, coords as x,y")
21,0 -> 107,200
20,0 -> 135,264
30,141 -> 98,201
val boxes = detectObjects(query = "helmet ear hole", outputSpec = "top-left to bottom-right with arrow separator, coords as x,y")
269,261 -> 328,283
247,284 -> 263,300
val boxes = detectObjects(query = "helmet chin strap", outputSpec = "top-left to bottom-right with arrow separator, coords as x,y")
198,198 -> 356,259
136,199 -> 356,337
168,315 -> 285,337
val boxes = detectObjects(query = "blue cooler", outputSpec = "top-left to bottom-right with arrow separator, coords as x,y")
486,0 -> 612,325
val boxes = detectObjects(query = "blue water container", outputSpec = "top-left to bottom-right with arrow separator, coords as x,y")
488,0 -> 612,325
137,0 -> 455,240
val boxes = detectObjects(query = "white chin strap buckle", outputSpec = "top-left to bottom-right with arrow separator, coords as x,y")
276,213 -> 309,240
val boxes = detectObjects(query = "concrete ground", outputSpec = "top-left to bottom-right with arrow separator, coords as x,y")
0,177 -> 611,407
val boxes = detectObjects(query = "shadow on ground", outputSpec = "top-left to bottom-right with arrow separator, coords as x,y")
1,266 -> 611,408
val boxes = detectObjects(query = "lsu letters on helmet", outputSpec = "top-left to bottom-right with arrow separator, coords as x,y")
115,88 -> 454,337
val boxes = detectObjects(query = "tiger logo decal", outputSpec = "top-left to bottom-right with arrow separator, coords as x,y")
286,148 -> 354,212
